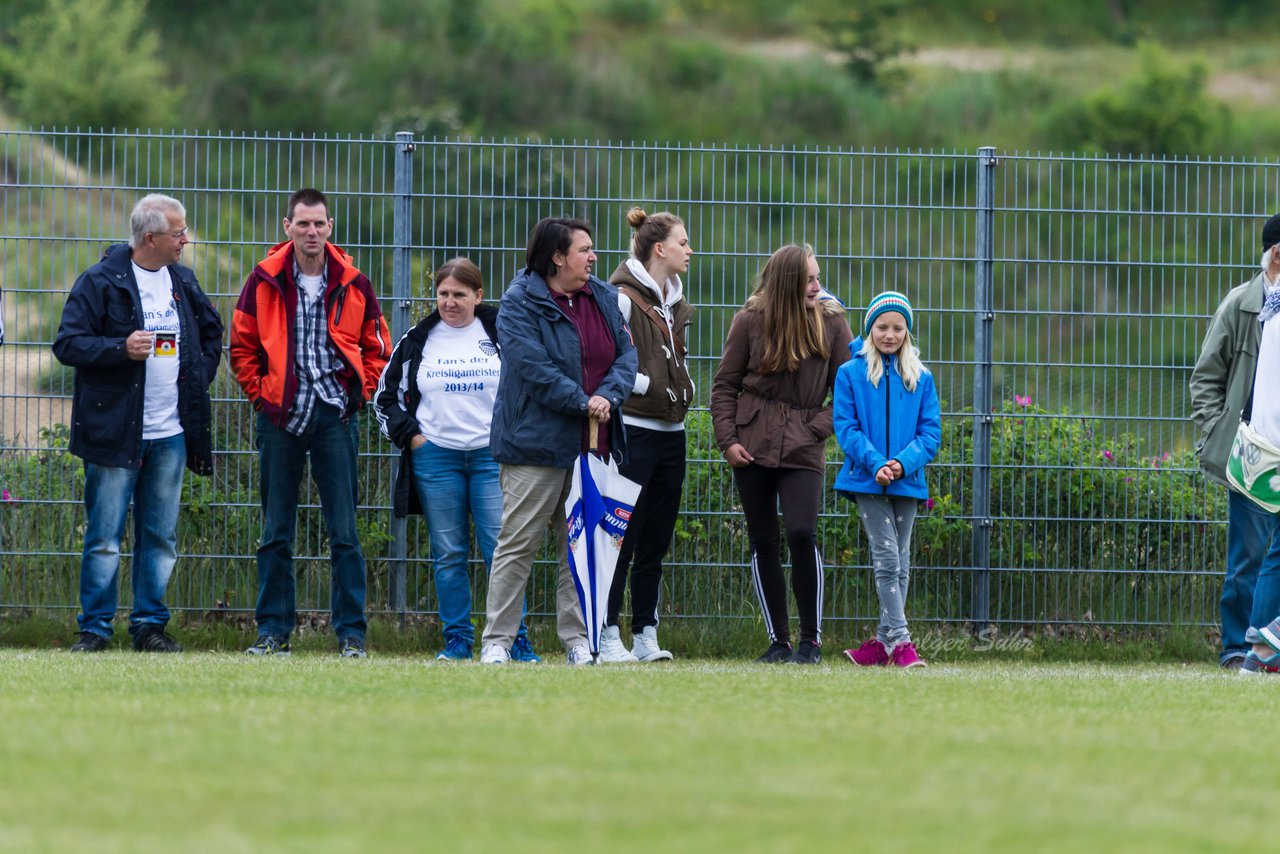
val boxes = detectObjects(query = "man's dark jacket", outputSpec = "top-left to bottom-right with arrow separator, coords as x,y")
52,243 -> 224,474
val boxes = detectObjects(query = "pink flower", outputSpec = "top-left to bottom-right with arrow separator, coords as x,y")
1014,394 -> 1032,407
925,498 -> 935,510
1,489 -> 10,501
1103,450 -> 1113,461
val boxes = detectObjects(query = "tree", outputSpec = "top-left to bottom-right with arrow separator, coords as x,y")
2,0 -> 181,129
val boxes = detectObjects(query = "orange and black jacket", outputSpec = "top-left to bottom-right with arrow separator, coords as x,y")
230,240 -> 390,427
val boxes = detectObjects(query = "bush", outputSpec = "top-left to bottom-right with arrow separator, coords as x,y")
1040,41 -> 1228,156
4,0 -> 181,129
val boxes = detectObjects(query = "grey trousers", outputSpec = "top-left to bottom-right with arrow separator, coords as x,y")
481,464 -> 586,651
854,494 -> 919,646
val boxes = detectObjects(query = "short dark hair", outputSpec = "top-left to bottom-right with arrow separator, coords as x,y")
286,187 -> 329,220
525,216 -> 593,280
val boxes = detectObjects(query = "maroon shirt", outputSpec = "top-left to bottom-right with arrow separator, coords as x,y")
552,281 -> 617,456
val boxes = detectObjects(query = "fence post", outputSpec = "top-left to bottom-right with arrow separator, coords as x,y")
387,131 -> 415,618
971,146 -> 997,630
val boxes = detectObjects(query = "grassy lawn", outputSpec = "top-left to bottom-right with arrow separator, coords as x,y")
0,651 -> 1267,852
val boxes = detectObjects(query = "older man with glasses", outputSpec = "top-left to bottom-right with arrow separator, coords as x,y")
53,193 -> 224,653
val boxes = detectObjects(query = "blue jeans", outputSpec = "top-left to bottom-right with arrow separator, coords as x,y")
255,405 -> 366,642
410,440 -> 527,646
77,432 -> 186,639
1225,489 -> 1280,662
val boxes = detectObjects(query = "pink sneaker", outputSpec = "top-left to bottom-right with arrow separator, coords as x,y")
844,638 -> 890,666
890,642 -> 926,668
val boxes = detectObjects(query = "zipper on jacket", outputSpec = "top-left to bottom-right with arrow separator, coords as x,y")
883,353 -> 892,495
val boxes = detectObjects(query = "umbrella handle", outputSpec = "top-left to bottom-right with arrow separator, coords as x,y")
589,414 -> 600,452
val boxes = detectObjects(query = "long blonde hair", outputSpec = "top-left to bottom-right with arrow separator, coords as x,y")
861,330 -> 923,391
745,244 -> 837,374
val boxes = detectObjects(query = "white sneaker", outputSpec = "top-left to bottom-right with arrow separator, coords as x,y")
597,625 -> 639,663
631,626 -> 673,662
566,644 -> 596,666
480,643 -> 511,665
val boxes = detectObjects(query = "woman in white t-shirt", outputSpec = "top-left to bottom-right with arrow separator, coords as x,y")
374,258 -> 537,661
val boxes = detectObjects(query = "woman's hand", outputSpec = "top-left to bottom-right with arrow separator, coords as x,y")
409,434 -> 428,450
587,395 -> 612,422
724,443 -> 755,468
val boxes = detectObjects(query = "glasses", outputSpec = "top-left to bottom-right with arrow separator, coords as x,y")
153,227 -> 189,240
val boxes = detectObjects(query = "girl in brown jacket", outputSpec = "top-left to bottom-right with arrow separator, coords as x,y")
710,244 -> 852,664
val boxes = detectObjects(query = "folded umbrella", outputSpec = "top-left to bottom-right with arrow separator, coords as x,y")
565,415 -> 642,655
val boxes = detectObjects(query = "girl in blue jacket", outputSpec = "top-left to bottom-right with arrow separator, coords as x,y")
833,291 -> 941,668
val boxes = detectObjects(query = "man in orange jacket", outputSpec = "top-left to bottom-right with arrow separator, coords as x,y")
230,187 -> 390,658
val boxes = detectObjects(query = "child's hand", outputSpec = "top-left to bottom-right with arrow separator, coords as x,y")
875,465 -> 894,486
887,460 -> 904,479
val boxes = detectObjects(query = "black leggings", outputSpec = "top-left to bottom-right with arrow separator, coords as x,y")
732,464 -> 824,644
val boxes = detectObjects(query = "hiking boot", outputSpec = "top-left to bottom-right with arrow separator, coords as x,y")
755,641 -> 793,663
598,625 -> 639,663
436,636 -> 473,661
566,644 -> 596,666
132,625 -> 182,653
245,635 -> 291,656
510,635 -> 541,663
339,637 -> 367,659
69,631 -> 109,653
789,640 -> 822,664
890,641 -> 926,668
631,626 -> 673,662
480,643 -> 511,664
845,638 -> 890,667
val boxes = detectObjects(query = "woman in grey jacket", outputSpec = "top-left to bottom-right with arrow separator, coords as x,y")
479,217 -> 637,666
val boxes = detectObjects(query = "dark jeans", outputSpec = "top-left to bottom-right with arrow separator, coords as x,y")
607,425 -> 687,632
255,405 -> 366,642
1224,489 -> 1280,662
733,464 -> 825,644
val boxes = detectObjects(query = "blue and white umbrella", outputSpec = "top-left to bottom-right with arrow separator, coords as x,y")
565,419 -> 642,655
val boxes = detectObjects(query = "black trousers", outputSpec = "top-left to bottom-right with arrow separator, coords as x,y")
732,464 -> 824,644
607,425 -> 687,632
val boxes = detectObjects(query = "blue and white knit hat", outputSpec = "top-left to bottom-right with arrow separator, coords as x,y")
863,291 -> 913,336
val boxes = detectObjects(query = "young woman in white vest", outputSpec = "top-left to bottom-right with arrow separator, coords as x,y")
598,208 -> 695,662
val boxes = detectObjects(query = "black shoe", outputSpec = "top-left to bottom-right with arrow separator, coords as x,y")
756,641 -> 793,663
339,637 -> 368,659
789,640 -> 821,664
132,625 -> 182,653
245,635 -> 291,656
69,631 -> 109,652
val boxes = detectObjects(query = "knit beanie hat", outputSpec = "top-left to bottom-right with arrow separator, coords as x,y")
864,291 -> 913,336
1263,213 -> 1280,252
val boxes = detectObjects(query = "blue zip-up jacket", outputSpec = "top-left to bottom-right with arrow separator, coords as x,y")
489,269 -> 637,468
52,243 -> 224,474
833,337 -> 941,499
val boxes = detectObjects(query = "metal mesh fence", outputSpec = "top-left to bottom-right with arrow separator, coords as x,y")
0,130 -> 1257,633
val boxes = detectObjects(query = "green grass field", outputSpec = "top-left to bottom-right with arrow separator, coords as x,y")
0,651 -> 1268,852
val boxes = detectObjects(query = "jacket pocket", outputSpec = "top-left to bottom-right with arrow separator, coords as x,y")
105,302 -> 136,337
734,392 -> 762,428
78,382 -> 130,452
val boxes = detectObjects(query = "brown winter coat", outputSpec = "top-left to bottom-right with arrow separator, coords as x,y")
710,300 -> 852,473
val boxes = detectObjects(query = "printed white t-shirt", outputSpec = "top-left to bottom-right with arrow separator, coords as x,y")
133,262 -> 182,439
414,317 -> 501,451
1253,280 -> 1280,444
